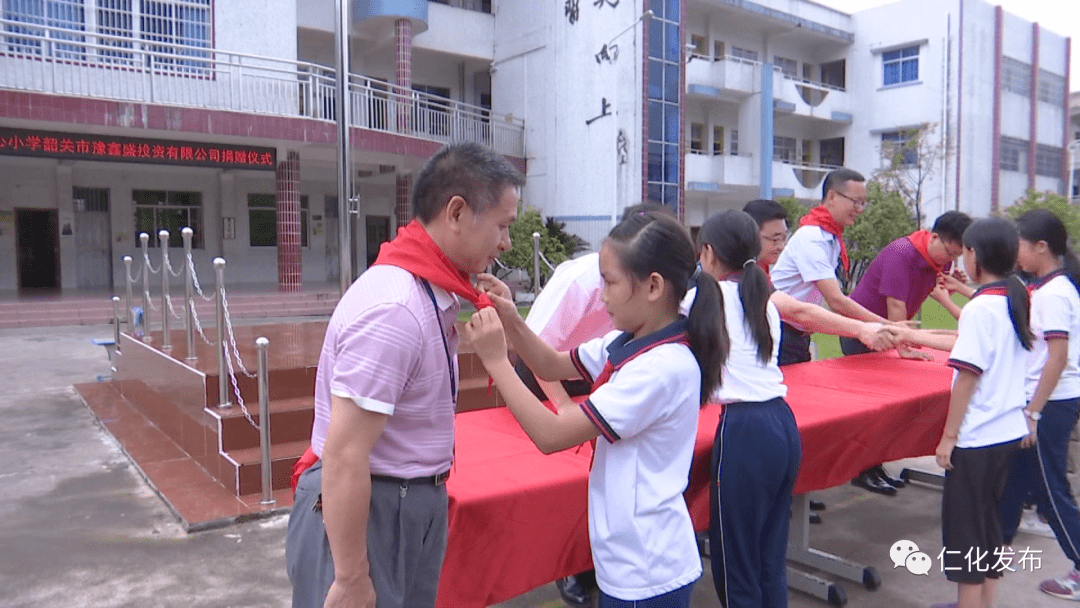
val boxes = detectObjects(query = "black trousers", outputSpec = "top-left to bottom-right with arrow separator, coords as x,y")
778,322 -> 811,367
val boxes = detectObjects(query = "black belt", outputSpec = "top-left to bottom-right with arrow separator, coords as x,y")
371,471 -> 450,487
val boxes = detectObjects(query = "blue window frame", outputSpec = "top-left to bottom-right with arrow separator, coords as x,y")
883,45 -> 919,86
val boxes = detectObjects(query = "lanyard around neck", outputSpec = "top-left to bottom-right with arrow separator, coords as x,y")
420,279 -> 457,403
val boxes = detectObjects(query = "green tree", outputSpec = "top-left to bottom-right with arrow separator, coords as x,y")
545,216 -> 589,258
843,181 -> 916,288
776,195 -> 809,228
499,206 -> 568,287
1004,190 -> 1080,242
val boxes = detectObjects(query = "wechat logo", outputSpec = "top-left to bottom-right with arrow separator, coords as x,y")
891,540 -> 932,575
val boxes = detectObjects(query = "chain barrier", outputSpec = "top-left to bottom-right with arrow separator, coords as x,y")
163,251 -> 185,278
143,250 -> 161,275
165,293 -> 184,320
188,254 -> 216,301
221,285 -> 258,379
222,332 -> 259,429
143,286 -> 159,311
126,262 -> 142,285
188,298 -> 215,345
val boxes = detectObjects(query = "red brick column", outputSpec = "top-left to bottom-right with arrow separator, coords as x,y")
395,18 -> 413,134
396,174 -> 412,229
276,150 -> 301,292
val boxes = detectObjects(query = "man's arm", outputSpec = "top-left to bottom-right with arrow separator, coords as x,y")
886,297 -> 933,360
321,396 -> 389,608
815,278 -> 889,323
770,290 -> 893,350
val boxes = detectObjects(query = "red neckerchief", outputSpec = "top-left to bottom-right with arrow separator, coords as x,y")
800,205 -> 849,272
372,219 -> 494,310
758,260 -> 771,278
906,230 -> 945,273
290,446 -> 318,494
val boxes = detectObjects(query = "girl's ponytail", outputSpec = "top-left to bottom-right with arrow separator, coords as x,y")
1063,249 -> 1080,295
738,261 -> 774,364
1005,272 -> 1034,351
688,271 -> 727,404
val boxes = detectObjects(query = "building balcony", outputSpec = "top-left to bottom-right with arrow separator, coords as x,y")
0,19 -> 524,157
685,151 -> 755,190
772,159 -> 839,199
685,54 -> 758,101
773,73 -> 851,124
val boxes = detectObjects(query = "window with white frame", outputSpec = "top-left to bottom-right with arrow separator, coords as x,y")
880,130 -> 918,167
774,55 -> 797,78
1037,69 -> 1065,106
730,46 -> 758,62
1001,57 -> 1031,97
1035,144 -> 1063,178
2,0 -> 211,69
999,137 -> 1027,173
882,45 -> 919,86
249,194 -> 309,248
773,136 -> 796,162
133,189 -> 203,248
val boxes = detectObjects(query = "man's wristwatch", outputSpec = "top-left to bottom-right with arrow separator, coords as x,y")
1024,409 -> 1042,421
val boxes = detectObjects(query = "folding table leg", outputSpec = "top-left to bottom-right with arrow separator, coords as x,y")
786,494 -> 880,606
899,467 -> 945,489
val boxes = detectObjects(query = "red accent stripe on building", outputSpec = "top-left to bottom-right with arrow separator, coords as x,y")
395,174 -> 412,229
640,16 -> 650,204
954,0 -> 965,210
1028,22 -> 1039,191
677,0 -> 686,223
990,6 -> 1003,213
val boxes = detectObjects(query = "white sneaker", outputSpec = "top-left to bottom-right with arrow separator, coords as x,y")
1018,508 -> 1057,539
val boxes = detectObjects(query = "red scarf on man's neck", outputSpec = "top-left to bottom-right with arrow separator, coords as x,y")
372,219 -> 493,310
800,205 -> 849,272
906,229 -> 944,273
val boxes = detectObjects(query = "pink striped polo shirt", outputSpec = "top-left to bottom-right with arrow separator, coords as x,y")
310,265 -> 459,478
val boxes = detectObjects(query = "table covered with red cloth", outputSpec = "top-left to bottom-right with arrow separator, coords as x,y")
436,351 -> 953,608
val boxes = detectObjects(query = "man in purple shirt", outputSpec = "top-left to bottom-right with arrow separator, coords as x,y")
286,143 -> 524,608
841,210 -> 971,495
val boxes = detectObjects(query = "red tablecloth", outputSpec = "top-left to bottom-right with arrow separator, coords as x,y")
436,351 -> 954,608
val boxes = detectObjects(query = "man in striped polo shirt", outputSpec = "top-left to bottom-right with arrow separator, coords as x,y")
287,143 -> 524,608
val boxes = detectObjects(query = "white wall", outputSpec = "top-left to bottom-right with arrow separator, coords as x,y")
414,3 -> 495,61
216,0 -> 298,61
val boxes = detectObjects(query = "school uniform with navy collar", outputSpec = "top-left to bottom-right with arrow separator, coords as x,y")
942,281 -> 1029,584
569,319 -> 702,605
1000,269 -> 1080,574
684,279 -> 800,608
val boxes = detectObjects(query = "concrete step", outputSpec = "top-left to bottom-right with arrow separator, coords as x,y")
222,439 -> 308,496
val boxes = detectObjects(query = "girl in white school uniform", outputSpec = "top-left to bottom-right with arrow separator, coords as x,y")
933,216 -> 1033,608
693,210 -> 800,608
998,209 -> 1080,600
464,211 -> 727,608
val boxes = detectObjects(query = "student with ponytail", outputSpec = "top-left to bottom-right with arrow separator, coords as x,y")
692,210 -> 800,608
932,217 -> 1033,608
465,210 -> 726,607
998,208 -> 1080,601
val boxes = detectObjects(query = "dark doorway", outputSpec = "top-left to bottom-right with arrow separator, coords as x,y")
365,215 -> 391,268
16,209 -> 60,290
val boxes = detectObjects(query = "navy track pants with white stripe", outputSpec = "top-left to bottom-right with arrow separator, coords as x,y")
709,397 -> 802,608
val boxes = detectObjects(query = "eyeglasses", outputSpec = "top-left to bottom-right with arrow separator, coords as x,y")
833,190 -> 868,208
764,232 -> 788,246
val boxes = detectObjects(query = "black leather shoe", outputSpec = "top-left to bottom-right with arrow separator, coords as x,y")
809,512 -> 823,524
809,500 -> 826,511
851,469 -> 898,496
555,575 -> 592,607
873,465 -> 906,489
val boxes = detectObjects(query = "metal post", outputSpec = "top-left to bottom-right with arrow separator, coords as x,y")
215,258 -> 230,408
256,337 -> 275,506
532,231 -> 541,297
140,233 -> 152,343
159,230 -> 171,351
111,296 -> 121,348
123,255 -> 134,333
335,0 -> 353,294
182,227 -> 196,361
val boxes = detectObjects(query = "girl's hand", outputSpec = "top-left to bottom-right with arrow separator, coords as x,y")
475,273 -> 512,301
935,434 -> 957,470
463,308 -> 508,365
1021,417 -> 1038,449
487,293 -> 521,323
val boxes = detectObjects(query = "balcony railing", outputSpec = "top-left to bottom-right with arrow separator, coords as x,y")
0,18 -> 524,157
